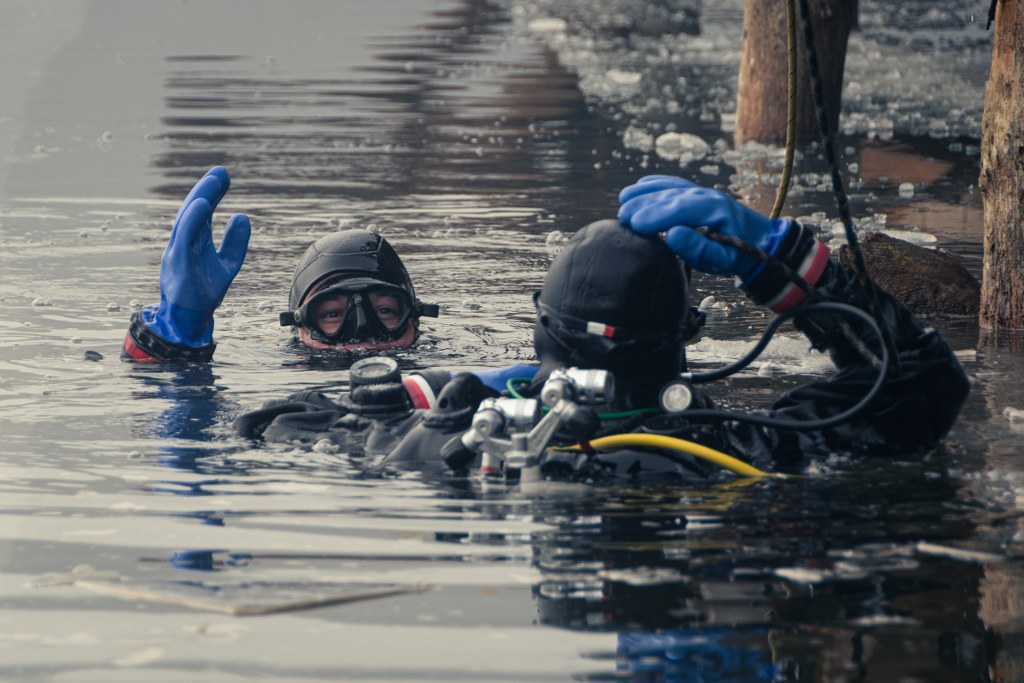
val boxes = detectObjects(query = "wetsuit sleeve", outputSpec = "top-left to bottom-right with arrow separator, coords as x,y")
720,259 -> 970,470
121,311 -> 217,363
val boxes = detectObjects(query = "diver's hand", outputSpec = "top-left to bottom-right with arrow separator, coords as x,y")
144,167 -> 251,347
618,175 -> 789,279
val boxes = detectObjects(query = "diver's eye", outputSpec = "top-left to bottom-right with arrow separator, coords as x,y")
375,307 -> 402,329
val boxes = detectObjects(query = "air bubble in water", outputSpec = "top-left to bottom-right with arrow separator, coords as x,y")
528,17 -> 567,33
606,69 -> 642,87
313,439 -> 339,453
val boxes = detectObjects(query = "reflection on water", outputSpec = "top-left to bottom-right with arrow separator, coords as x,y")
0,0 -> 1022,681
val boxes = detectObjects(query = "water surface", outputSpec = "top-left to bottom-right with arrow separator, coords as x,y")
2,1 -> 1022,681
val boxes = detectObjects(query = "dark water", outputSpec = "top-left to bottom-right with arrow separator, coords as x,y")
2,1 -> 1023,681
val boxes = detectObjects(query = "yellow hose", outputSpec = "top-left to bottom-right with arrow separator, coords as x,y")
552,433 -> 782,478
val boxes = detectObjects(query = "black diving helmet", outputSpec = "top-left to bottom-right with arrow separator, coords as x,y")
532,219 -> 704,407
279,229 -> 438,346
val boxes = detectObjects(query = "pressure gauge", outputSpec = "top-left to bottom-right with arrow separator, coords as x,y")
349,356 -> 401,386
659,380 -> 694,415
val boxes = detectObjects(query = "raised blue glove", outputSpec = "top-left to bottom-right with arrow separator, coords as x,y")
618,175 -> 790,279
143,167 -> 251,347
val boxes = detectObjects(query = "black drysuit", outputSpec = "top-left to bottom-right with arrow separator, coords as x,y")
235,259 -> 969,479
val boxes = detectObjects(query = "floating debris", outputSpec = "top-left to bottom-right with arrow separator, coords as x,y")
654,132 -> 709,163
622,125 -> 654,152
915,541 -> 1004,564
545,230 -> 569,248
313,439 -> 339,454
605,69 -> 642,87
29,566 -> 429,617
597,567 -> 685,586
1003,407 -> 1024,424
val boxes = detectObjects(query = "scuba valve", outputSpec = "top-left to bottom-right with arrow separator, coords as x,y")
440,368 -> 608,480
440,367 -> 781,480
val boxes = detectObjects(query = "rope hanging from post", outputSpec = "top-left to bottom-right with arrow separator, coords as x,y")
795,0 -> 900,370
769,0 -> 798,220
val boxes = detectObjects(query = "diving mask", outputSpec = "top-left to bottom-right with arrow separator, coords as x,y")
280,279 -> 420,344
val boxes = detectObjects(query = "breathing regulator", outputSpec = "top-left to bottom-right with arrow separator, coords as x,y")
440,368 -> 628,481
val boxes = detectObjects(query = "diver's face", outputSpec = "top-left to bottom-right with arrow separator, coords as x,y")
312,291 -> 404,336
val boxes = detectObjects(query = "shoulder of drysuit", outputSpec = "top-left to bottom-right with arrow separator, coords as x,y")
233,387 -> 423,451
121,311 -> 216,363
768,320 -> 968,455
755,262 -> 969,461
232,367 -> 466,442
233,390 -> 343,439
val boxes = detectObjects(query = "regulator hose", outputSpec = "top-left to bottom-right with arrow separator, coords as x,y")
552,433 -> 781,478
680,301 -> 890,432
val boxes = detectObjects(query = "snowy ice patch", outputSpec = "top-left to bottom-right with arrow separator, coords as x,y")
654,132 -> 709,163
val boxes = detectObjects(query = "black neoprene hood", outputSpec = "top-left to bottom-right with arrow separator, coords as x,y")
533,219 -> 691,402
288,230 -> 416,309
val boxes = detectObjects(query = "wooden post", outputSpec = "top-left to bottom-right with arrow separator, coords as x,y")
735,0 -> 858,146
980,0 -> 1024,329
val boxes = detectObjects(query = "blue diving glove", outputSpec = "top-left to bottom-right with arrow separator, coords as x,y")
618,175 -> 790,280
143,167 -> 251,347
471,364 -> 539,393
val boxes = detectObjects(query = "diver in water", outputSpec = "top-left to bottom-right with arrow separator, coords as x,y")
526,175 -> 969,473
244,173 -> 968,475
280,228 -> 438,351
122,166 -> 439,362
124,167 -> 526,453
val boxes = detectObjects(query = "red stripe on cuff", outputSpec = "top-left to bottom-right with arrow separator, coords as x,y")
801,240 -> 831,288
403,375 -> 436,410
769,241 -> 831,313
123,331 -> 160,362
